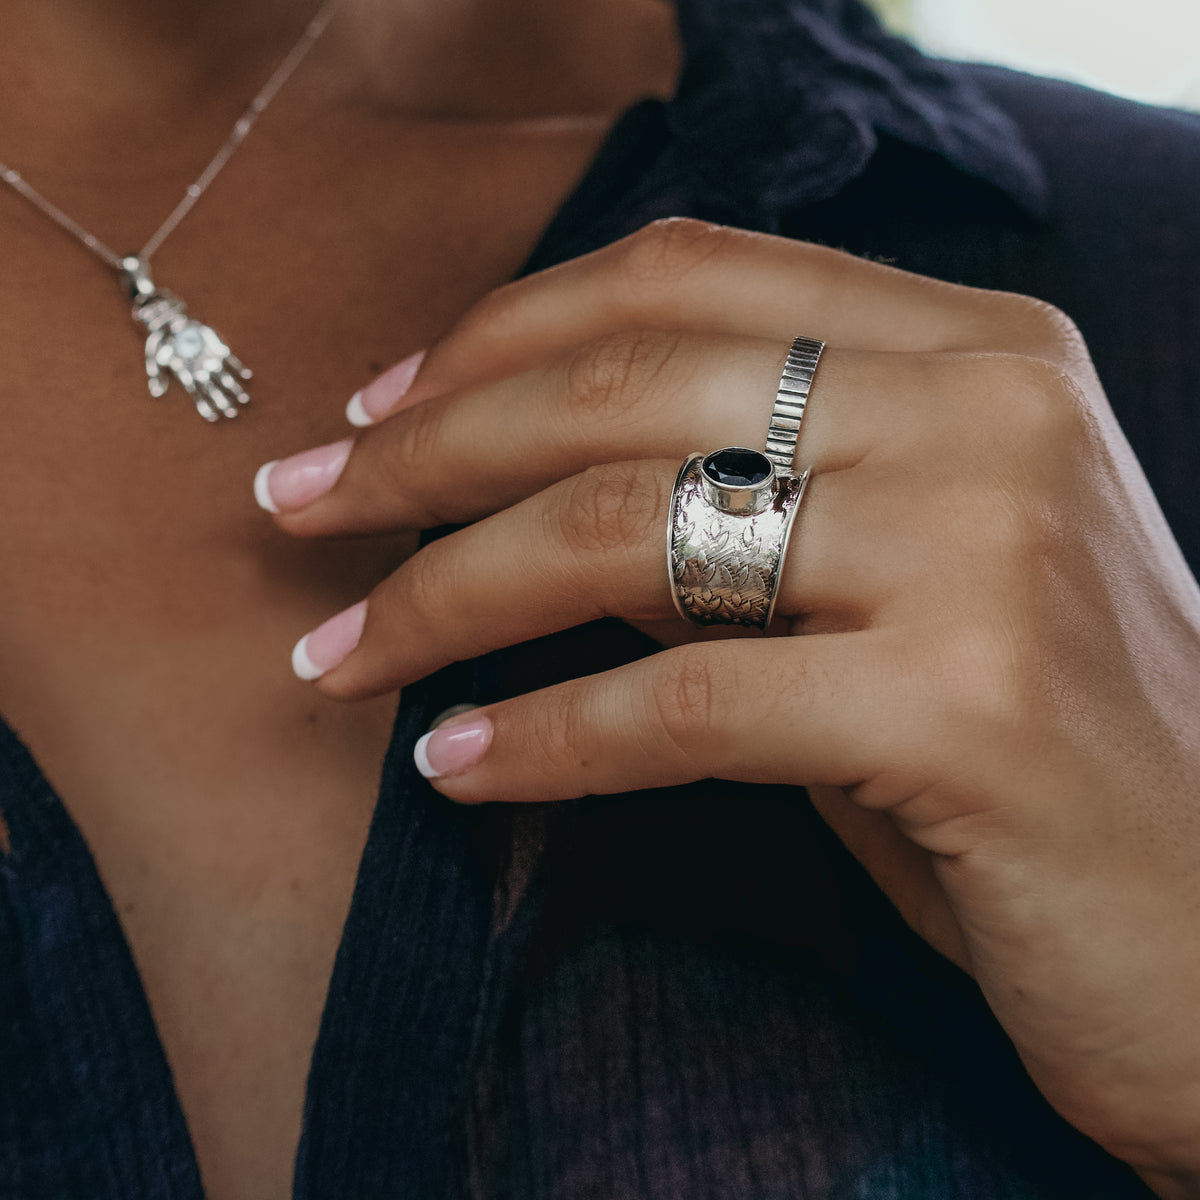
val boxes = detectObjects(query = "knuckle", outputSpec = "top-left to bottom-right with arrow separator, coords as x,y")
392,543 -> 451,630
377,402 -> 448,522
988,292 -> 1087,361
1020,360 -> 1094,452
921,516 -> 1070,747
645,651 -> 724,766
557,462 -> 663,558
975,352 -> 1094,449
954,351 -> 1097,562
931,615 -> 1052,744
1018,296 -> 1085,350
387,549 -> 494,663
983,492 -> 1052,563
444,278 -> 522,345
618,217 -> 736,290
562,330 -> 681,421
948,468 -> 1063,589
526,685 -> 592,779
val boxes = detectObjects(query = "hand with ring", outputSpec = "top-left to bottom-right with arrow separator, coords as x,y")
255,218 -> 1200,1194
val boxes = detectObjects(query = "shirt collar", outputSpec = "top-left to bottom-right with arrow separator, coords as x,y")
668,0 -> 1047,217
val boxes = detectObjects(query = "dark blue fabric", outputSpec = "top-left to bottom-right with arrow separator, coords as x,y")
292,659 -> 493,1199
669,0 -> 1048,215
0,720 -> 204,1200
4,1 -> 1198,1196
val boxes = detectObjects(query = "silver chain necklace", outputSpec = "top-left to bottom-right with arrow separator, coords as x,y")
0,0 -> 338,422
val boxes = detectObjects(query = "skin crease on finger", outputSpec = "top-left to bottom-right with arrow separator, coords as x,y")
0,2 -> 681,1199
269,217 -> 1200,1194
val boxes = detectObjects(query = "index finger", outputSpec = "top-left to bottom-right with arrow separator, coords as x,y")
375,218 -> 1070,414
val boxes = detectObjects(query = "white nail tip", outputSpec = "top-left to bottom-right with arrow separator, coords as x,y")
413,731 -> 440,779
345,390 -> 373,428
291,634 -> 324,681
254,461 -> 280,513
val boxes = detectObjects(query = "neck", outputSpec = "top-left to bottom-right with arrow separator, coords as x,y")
0,0 -> 328,109
0,0 -> 338,182
0,0 -> 679,136
0,0 -> 678,262
337,0 -> 681,120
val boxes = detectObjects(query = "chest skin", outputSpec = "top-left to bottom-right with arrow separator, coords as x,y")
0,109 -> 613,1200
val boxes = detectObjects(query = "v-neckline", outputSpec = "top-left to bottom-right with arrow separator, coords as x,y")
0,97 -> 678,1198
0,657 -> 501,1198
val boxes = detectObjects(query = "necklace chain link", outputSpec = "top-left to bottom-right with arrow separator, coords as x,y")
0,0 -> 338,270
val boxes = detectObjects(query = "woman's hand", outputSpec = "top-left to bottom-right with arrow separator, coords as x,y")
256,219 -> 1200,1194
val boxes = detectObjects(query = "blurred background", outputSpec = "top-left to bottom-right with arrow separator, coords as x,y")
871,0 -> 1200,111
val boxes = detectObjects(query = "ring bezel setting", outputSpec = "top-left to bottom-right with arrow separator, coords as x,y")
668,447 -> 809,630
699,447 -> 776,515
666,334 -> 822,631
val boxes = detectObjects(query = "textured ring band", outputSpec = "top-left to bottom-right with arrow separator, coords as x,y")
765,335 -> 825,475
668,447 -> 810,630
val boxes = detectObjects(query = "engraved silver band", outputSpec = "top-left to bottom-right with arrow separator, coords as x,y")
765,335 -> 825,475
668,447 -> 811,630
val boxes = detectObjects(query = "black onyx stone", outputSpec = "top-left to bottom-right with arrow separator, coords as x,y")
702,448 -> 771,488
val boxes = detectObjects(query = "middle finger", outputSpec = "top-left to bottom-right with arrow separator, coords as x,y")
266,332 -> 946,536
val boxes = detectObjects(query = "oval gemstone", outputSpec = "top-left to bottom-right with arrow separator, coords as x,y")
702,448 -> 772,488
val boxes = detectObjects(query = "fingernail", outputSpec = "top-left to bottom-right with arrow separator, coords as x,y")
345,390 -> 372,428
346,349 -> 427,426
292,600 -> 368,680
414,717 -> 493,779
255,438 -> 353,513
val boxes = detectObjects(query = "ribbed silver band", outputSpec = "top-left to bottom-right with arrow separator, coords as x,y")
765,335 -> 825,475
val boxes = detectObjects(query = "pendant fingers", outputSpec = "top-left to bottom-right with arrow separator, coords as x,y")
225,353 -> 253,381
197,373 -> 241,419
144,332 -> 168,396
218,370 -> 251,407
174,367 -> 220,422
192,392 -> 222,422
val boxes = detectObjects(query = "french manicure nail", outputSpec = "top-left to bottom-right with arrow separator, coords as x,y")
345,390 -> 372,428
292,600 -> 368,680
346,349 -> 427,426
414,717 -> 493,779
255,438 -> 353,513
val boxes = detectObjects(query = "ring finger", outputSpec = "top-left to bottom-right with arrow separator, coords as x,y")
303,458 -> 893,699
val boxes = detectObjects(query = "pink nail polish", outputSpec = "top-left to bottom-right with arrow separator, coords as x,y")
347,350 -> 427,426
292,600 -> 368,680
413,717 -> 493,779
255,438 -> 353,513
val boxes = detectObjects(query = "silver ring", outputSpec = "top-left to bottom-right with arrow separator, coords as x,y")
668,447 -> 810,630
765,335 -> 824,475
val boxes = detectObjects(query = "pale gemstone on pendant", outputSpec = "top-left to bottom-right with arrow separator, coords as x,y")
172,323 -> 208,361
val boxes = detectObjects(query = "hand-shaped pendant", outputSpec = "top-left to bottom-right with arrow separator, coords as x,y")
121,256 -> 252,422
